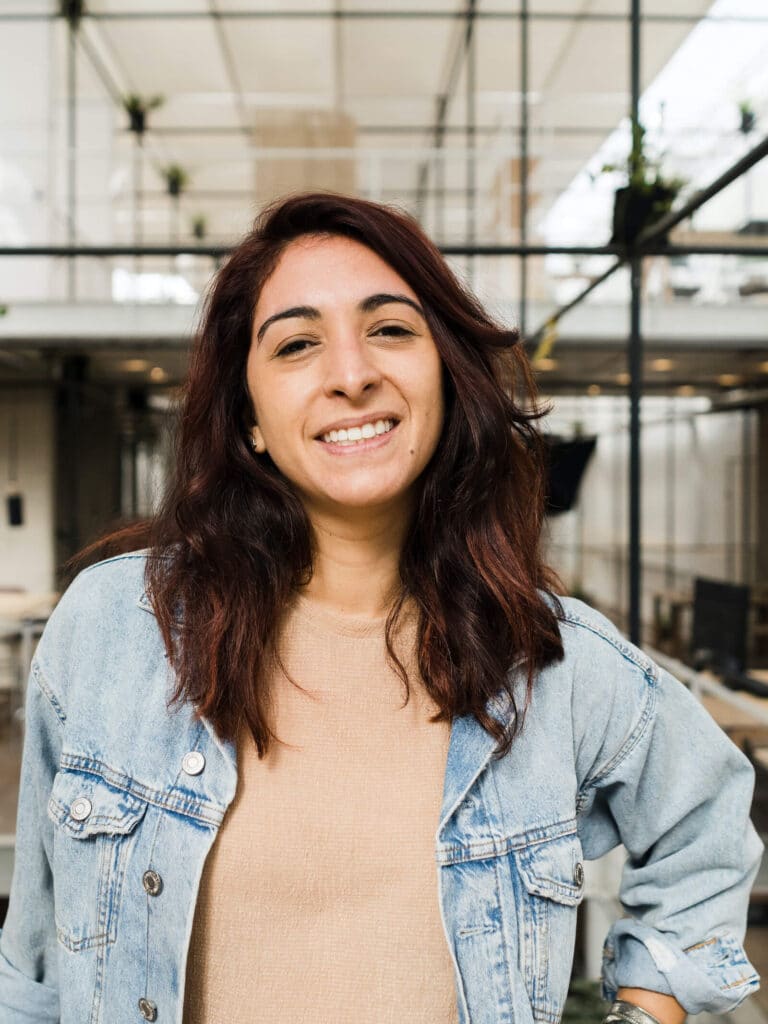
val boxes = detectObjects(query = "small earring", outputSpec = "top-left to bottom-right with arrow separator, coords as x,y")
250,428 -> 267,454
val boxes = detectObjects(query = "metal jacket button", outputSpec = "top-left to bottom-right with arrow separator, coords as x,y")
70,797 -> 92,821
142,870 -> 163,896
181,751 -> 205,775
574,861 -> 585,888
138,997 -> 157,1020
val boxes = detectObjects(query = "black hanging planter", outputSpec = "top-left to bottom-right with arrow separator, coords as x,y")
60,0 -> 85,27
128,108 -> 145,136
610,181 -> 679,246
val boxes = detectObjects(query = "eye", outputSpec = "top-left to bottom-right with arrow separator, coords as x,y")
371,324 -> 416,338
275,339 -> 315,357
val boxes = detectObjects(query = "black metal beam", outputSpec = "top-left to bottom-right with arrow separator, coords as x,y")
628,0 -> 642,644
149,124 -> 622,138
466,0 -> 477,276
519,0 -> 530,338
66,15 -> 77,300
208,0 -> 251,138
4,241 -> 768,258
415,1 -> 474,219
10,9 -> 768,22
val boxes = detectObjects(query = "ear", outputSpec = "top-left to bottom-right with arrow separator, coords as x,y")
251,425 -> 267,453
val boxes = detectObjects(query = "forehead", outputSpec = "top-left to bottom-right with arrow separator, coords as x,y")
256,234 -> 418,309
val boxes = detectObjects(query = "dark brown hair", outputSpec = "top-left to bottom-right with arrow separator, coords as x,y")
76,191 -> 566,759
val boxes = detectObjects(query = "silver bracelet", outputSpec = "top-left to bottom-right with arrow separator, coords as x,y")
604,1000 -> 665,1024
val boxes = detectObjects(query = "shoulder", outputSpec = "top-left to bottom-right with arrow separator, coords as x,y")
33,550 -> 161,699
539,589 -> 659,684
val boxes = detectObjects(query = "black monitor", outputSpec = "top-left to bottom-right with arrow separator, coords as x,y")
691,577 -> 750,676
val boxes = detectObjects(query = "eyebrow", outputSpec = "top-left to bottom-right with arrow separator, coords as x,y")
255,292 -> 426,344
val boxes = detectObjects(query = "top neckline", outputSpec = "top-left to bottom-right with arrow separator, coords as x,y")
291,591 -> 391,639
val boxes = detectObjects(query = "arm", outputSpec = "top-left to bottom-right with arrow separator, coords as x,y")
566,599 -> 763,1017
0,659 -> 63,1022
586,659 -> 762,1014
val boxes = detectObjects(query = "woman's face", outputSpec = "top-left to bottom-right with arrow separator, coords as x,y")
246,234 -> 445,522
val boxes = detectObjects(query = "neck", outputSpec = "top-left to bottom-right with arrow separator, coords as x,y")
301,503 -> 411,619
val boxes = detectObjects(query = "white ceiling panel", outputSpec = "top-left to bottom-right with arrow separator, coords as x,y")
145,94 -> 244,131
341,19 -> 454,98
224,19 -> 334,95
344,0 -> 463,9
344,95 -> 444,128
220,0 -> 334,10
89,0 -> 209,11
98,19 -> 230,94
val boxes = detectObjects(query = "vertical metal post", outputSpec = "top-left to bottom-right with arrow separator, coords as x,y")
465,0 -> 477,284
628,0 -> 642,643
664,397 -> 676,590
742,408 -> 753,584
134,137 -> 143,274
519,0 -> 529,339
66,15 -> 77,299
435,117 -> 446,242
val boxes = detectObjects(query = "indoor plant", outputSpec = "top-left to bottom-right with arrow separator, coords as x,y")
605,119 -> 685,246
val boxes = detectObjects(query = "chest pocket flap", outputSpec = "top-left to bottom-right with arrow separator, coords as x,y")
46,768 -> 148,952
48,769 -> 148,838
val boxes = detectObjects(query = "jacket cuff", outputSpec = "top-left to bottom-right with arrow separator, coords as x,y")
601,920 -> 760,1014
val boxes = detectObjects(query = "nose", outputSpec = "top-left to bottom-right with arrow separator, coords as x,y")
321,332 -> 381,400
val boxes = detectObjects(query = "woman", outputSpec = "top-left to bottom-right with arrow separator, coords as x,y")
0,192 -> 762,1024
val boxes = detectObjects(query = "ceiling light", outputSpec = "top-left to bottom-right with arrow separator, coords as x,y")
615,372 -> 630,386
150,366 -> 167,382
587,384 -> 601,395
676,384 -> 696,396
118,358 -> 150,373
717,373 -> 741,386
759,361 -> 768,374
651,358 -> 674,372
534,357 -> 558,371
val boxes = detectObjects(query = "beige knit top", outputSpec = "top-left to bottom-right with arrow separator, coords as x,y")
182,591 -> 460,1024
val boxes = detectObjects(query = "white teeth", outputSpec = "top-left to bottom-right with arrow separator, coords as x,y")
320,418 -> 396,445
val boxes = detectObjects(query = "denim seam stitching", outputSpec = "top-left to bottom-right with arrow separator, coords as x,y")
57,756 -> 224,827
31,658 -> 67,724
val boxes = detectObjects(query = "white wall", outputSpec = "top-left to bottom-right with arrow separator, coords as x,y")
543,395 -> 758,636
0,390 -> 55,594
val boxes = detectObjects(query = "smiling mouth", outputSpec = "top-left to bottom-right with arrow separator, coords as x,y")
317,418 -> 399,447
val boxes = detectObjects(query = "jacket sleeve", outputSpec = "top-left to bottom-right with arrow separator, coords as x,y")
570,605 -> 763,1015
0,657 -> 63,1022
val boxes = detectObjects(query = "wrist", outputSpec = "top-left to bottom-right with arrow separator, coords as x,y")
605,999 -> 665,1024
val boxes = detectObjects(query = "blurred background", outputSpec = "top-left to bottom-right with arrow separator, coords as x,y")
0,0 -> 767,1017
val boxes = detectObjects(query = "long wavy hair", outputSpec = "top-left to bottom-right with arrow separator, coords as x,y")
76,192 -> 566,759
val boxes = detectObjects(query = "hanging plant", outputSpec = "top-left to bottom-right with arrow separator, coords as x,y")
161,164 -> 190,198
738,100 -> 757,135
603,119 -> 685,247
191,214 -> 207,240
59,0 -> 85,26
122,93 -> 164,137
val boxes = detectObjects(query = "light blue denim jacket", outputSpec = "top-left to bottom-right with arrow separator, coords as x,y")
0,552 -> 762,1024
